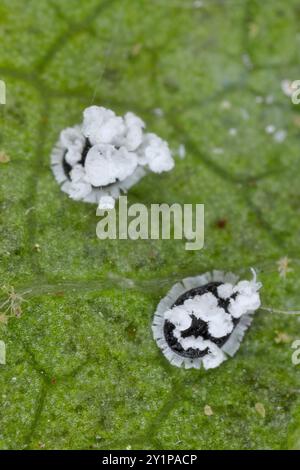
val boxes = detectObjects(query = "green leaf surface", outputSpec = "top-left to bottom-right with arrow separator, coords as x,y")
1,0 -> 300,450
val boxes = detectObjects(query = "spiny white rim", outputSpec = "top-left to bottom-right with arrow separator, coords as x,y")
152,270 -> 257,370
50,132 -> 147,205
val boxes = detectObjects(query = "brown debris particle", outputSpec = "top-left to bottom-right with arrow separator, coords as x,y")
0,285 -> 29,321
216,218 -> 228,229
14,305 -> 22,318
54,291 -> 64,297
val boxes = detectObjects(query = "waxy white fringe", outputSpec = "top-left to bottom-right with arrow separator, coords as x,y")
152,269 -> 261,370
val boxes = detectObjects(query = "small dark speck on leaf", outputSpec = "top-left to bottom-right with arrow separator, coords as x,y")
125,323 -> 137,341
216,219 -> 228,229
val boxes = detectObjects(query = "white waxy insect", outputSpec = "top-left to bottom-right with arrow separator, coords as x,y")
51,106 -> 174,210
152,269 -> 262,370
